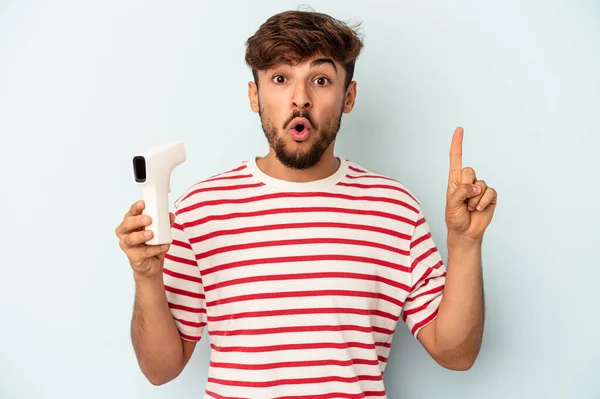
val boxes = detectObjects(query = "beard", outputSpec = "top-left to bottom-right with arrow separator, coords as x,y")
259,101 -> 343,170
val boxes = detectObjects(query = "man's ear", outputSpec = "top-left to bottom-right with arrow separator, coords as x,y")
248,81 -> 259,113
343,81 -> 357,114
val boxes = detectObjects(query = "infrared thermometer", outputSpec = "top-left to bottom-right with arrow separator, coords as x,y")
131,140 -> 186,245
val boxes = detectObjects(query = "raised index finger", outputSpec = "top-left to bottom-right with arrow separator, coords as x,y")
449,126 -> 464,172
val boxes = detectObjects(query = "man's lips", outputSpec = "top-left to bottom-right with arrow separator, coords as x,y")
289,117 -> 313,131
289,117 -> 312,142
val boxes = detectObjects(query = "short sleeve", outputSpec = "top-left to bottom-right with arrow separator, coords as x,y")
162,213 -> 207,342
401,208 -> 447,338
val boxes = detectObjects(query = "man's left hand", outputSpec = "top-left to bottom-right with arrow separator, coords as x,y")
445,127 -> 497,241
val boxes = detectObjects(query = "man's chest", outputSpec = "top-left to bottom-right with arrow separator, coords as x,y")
187,203 -> 416,322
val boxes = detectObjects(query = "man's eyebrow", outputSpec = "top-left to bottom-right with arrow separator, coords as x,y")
310,58 -> 337,73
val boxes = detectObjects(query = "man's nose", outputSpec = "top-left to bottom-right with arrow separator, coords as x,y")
291,83 -> 312,110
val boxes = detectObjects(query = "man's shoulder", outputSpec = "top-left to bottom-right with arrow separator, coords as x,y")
172,160 -> 252,210
344,159 -> 421,208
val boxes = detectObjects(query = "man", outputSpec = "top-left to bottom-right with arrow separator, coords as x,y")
115,9 -> 497,398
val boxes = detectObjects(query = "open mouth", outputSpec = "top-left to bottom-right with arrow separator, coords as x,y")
289,118 -> 312,142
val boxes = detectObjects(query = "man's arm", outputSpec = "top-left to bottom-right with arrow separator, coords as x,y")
417,126 -> 497,370
417,234 -> 484,371
132,273 -> 197,385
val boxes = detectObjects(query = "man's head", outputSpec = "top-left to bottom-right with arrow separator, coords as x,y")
245,10 -> 364,170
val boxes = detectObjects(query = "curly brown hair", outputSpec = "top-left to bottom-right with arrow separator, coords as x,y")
245,10 -> 364,91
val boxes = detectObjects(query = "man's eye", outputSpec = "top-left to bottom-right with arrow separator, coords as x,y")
314,77 -> 331,86
273,75 -> 286,84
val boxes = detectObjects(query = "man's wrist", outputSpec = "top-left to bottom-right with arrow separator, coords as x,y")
133,270 -> 164,287
447,232 -> 483,252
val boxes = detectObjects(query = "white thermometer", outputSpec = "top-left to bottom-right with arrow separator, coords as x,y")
131,140 -> 186,245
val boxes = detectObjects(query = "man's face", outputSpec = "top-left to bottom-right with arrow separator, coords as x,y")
248,55 -> 356,170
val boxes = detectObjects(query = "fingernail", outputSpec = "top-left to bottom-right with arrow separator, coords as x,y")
468,206 -> 474,212
162,244 -> 169,250
144,231 -> 152,238
476,205 -> 483,211
474,186 -> 480,193
141,216 -> 148,224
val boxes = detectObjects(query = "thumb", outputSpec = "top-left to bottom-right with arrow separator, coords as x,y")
448,183 -> 481,208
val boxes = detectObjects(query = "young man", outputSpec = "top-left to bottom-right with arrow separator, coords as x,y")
115,9 -> 497,398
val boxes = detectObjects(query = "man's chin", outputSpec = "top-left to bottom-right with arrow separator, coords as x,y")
274,146 -> 323,170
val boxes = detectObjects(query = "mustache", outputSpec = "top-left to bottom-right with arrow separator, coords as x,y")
283,110 -> 316,130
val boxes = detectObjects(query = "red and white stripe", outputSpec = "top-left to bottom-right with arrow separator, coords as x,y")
163,159 -> 446,398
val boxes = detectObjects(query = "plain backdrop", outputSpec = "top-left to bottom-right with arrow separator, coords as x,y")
1,1 -> 599,398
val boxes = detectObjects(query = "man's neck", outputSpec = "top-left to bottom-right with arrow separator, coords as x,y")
256,149 -> 340,183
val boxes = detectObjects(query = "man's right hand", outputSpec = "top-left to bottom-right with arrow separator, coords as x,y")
115,200 -> 176,280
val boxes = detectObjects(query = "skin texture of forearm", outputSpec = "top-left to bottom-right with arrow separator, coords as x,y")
131,273 -> 184,385
434,234 -> 485,369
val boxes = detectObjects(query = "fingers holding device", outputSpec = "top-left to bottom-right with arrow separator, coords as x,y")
131,140 -> 186,245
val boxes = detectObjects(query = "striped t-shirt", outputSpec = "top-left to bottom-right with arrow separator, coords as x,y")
162,156 -> 446,398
